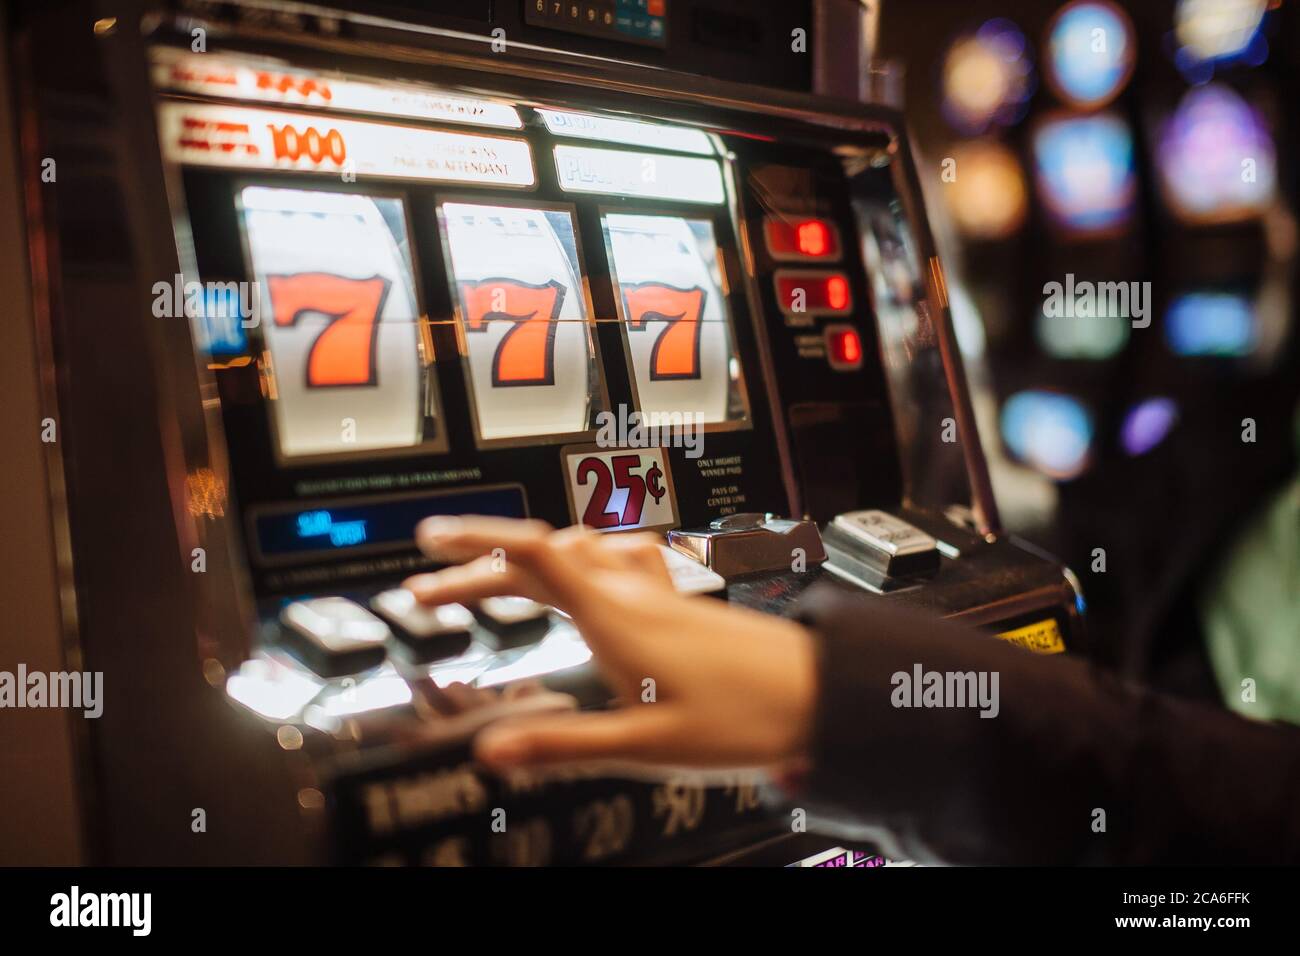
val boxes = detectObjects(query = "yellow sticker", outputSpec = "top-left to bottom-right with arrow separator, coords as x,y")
995,618 -> 1066,654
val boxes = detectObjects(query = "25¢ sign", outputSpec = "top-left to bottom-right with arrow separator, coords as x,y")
562,446 -> 678,533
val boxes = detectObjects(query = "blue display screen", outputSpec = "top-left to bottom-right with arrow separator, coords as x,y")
254,486 -> 526,560
195,285 -> 250,357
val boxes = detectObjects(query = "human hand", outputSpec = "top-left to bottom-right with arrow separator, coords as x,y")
403,516 -> 817,773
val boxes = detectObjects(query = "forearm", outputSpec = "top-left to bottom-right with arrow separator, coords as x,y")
793,584 -> 1300,865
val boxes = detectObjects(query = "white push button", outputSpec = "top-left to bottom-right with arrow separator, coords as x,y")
372,589 -> 473,638
657,544 -> 727,597
371,589 -> 475,663
475,596 -> 551,649
279,597 -> 389,677
480,596 -> 548,625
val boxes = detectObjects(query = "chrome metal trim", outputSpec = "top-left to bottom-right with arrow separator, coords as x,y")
6,16 -> 91,863
831,510 -> 937,557
885,139 -> 1003,534
159,4 -> 900,143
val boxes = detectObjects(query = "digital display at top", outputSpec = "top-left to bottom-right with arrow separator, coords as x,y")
525,0 -> 669,49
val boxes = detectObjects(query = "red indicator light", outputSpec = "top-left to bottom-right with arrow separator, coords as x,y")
825,324 -> 864,370
774,272 -> 853,316
796,220 -> 831,257
837,328 -> 862,363
764,217 -> 841,261
827,274 -> 849,311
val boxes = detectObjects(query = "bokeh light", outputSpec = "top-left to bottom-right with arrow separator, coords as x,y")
1045,1 -> 1135,109
943,140 -> 1029,239
1173,0 -> 1269,77
1036,306 -> 1130,360
1121,398 -> 1179,456
941,19 -> 1035,134
1155,84 -> 1276,225
1033,112 -> 1136,236
1165,292 -> 1258,357
1001,390 -> 1094,480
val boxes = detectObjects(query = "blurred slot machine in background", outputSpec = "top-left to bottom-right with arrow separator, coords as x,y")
883,0 -> 1298,689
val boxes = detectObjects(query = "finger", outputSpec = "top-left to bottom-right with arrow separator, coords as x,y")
501,679 -> 547,701
403,554 -> 549,608
415,515 -> 553,564
474,707 -> 681,769
600,533 -> 673,586
440,681 -> 495,714
416,516 -> 584,604
420,681 -> 473,717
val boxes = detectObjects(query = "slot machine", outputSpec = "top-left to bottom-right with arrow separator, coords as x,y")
4,0 -> 1084,865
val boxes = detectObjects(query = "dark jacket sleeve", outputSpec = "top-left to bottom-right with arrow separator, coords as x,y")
792,583 -> 1300,865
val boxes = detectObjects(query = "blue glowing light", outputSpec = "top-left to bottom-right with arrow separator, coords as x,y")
1046,1 -> 1135,108
1165,292 -> 1257,356
295,510 -> 368,548
195,285 -> 249,356
1001,390 -> 1094,480
297,511 -> 333,537
327,521 -> 368,547
1033,113 -> 1136,234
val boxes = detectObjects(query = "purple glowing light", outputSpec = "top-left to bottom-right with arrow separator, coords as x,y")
1121,398 -> 1179,456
